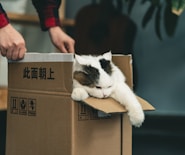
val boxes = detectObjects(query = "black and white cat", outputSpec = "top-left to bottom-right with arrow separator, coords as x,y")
71,51 -> 144,127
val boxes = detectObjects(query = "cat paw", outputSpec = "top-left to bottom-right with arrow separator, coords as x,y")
128,109 -> 145,127
71,88 -> 89,101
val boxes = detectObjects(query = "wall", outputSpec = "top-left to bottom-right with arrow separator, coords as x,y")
129,1 -> 185,115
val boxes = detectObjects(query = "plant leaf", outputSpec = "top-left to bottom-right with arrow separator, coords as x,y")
142,4 -> 156,28
141,0 -> 149,4
164,2 -> 179,37
128,0 -> 136,14
171,0 -> 185,15
155,5 -> 162,40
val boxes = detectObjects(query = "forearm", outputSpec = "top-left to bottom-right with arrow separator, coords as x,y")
32,0 -> 61,31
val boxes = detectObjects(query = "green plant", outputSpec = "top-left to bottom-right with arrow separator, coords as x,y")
124,0 -> 185,39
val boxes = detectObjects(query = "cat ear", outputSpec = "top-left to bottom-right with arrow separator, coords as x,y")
75,54 -> 87,65
103,51 -> 112,61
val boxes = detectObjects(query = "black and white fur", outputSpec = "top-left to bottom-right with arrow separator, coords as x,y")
71,51 -> 144,127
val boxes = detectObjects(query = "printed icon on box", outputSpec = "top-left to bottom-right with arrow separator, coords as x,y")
28,99 -> 36,116
19,98 -> 27,115
78,102 -> 90,121
10,97 -> 19,114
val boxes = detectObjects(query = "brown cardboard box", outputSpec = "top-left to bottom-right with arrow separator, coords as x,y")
6,53 -> 154,155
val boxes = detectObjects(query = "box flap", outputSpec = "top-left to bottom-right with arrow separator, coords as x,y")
112,55 -> 133,88
83,96 -> 155,114
9,53 -> 74,63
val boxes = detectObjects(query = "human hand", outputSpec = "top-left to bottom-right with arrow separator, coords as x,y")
0,24 -> 26,60
48,26 -> 75,53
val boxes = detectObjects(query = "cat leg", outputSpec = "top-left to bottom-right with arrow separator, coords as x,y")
111,83 -> 144,127
127,102 -> 145,127
71,87 -> 89,101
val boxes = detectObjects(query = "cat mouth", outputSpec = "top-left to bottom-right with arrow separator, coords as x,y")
88,94 -> 108,99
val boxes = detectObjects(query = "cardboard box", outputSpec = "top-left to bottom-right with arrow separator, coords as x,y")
6,53 -> 154,155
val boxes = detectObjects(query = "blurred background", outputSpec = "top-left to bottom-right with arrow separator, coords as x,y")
0,0 -> 185,155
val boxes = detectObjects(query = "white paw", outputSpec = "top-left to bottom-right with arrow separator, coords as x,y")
128,108 -> 145,127
71,88 -> 89,101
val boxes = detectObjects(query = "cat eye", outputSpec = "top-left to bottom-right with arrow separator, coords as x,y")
95,86 -> 112,89
95,86 -> 102,89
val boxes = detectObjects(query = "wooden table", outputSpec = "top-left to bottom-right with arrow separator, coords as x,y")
0,88 -> 7,111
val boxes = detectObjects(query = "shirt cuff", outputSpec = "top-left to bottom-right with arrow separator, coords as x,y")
37,4 -> 61,31
0,14 -> 9,28
0,10 -> 9,28
40,17 -> 60,31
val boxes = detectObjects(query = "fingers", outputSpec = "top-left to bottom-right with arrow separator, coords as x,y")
11,43 -> 26,60
60,41 -> 75,53
11,47 -> 26,60
6,48 -> 13,59
54,37 -> 75,53
18,47 -> 26,59
0,48 -> 7,57
55,40 -> 75,53
57,42 -> 68,53
66,41 -> 75,53
0,44 -> 26,60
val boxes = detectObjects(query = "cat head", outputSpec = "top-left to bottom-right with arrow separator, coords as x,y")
73,51 -> 114,98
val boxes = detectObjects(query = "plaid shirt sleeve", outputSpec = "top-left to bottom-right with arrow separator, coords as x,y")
0,3 -> 9,28
32,0 -> 61,31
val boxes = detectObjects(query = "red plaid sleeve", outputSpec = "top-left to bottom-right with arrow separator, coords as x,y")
32,0 -> 61,31
0,3 -> 9,28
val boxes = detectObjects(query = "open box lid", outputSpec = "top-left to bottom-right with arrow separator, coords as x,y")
83,96 -> 155,114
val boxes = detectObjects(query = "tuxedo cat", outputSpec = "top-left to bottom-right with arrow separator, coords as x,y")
71,51 -> 144,127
